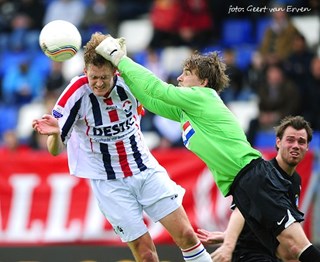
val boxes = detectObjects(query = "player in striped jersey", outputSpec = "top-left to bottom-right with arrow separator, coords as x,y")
95,35 -> 320,262
32,32 -> 212,262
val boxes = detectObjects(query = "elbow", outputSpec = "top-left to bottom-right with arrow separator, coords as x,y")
48,147 -> 63,156
50,151 -> 60,156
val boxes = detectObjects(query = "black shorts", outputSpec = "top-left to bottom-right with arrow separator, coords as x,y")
232,252 -> 280,262
231,158 -> 304,255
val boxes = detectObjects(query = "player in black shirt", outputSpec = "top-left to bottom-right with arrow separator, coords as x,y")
231,157 -> 302,262
197,116 -> 311,261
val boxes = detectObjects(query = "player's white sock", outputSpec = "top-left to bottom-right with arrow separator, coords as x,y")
181,242 -> 212,261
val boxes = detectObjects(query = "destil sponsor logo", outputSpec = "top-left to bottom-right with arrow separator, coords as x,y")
92,118 -> 134,137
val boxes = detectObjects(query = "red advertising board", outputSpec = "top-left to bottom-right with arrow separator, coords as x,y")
0,149 -> 314,245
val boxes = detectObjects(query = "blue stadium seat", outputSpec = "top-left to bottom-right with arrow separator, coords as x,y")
0,105 -> 18,140
30,50 -> 52,76
235,45 -> 255,71
254,131 -> 276,149
255,18 -> 271,44
310,131 -> 320,151
221,19 -> 254,47
0,50 -> 30,76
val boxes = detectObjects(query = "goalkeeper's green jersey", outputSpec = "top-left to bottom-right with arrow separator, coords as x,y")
118,57 -> 262,196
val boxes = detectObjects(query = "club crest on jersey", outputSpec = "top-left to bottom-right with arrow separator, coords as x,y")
52,106 -> 64,118
122,100 -> 132,114
182,121 -> 195,147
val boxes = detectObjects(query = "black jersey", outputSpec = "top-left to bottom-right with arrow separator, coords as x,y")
232,158 -> 302,261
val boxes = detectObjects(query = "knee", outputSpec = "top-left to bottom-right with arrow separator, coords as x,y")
128,234 -> 159,261
139,249 -> 158,261
175,227 -> 198,248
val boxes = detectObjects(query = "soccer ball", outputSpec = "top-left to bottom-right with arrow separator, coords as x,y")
39,20 -> 82,62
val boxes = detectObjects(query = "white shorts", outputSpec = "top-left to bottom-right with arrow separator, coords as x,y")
89,165 -> 185,242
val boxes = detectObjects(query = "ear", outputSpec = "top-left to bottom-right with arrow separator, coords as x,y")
276,137 -> 281,149
201,78 -> 208,87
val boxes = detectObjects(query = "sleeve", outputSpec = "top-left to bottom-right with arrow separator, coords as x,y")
52,78 -> 84,144
118,57 -> 206,121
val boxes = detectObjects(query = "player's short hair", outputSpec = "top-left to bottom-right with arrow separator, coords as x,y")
83,32 -> 115,69
274,115 -> 313,144
182,51 -> 230,93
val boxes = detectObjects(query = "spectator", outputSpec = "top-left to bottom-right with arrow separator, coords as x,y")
144,48 -> 168,81
81,0 -> 119,43
25,91 -> 59,150
247,63 -> 301,145
152,73 -> 183,149
303,56 -> 320,131
0,129 -> 30,153
45,60 -> 67,95
149,0 -> 213,49
0,104 -> 19,145
149,0 -> 182,48
2,58 -> 44,107
283,33 -> 315,95
153,115 -> 183,148
9,0 -> 45,51
0,0 -> 16,33
0,0 -> 18,50
117,0 -> 152,21
142,48 -> 182,148
259,2 -> 300,65
308,0 -> 320,14
177,0 -> 214,49
245,51 -> 267,93
16,0 -> 44,31
220,48 -> 253,104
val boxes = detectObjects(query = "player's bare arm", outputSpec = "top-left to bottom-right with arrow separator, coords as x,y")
32,114 -> 65,156
211,208 -> 245,262
277,243 -> 300,262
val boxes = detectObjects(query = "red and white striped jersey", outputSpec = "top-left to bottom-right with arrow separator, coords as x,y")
52,74 -> 159,179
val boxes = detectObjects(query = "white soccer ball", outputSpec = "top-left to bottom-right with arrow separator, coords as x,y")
39,20 -> 82,62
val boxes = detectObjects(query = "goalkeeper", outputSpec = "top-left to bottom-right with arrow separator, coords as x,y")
95,35 -> 320,262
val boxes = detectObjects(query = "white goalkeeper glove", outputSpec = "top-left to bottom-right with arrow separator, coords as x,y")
117,37 -> 127,54
96,36 -> 127,67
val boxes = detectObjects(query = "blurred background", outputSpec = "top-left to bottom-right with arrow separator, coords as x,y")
0,0 -> 320,261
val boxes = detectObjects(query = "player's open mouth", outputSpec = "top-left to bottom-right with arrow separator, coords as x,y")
290,151 -> 299,157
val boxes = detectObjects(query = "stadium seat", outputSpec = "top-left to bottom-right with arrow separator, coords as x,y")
221,19 -> 254,47
0,50 -> 30,76
30,50 -> 52,76
253,131 -> 276,149
291,15 -> 320,48
234,45 -> 256,71
255,18 -> 271,45
118,18 -> 153,54
160,46 -> 192,76
310,131 -> 320,151
227,100 -> 258,133
0,105 -> 18,140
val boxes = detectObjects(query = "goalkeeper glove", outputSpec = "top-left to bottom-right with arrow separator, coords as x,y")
96,36 -> 126,67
